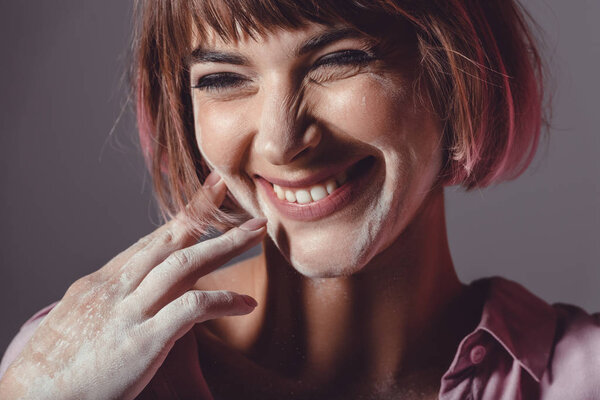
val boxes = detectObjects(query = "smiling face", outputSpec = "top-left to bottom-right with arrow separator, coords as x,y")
189,22 -> 444,277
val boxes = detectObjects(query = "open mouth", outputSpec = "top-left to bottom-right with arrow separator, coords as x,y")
256,156 -> 377,221
268,156 -> 375,205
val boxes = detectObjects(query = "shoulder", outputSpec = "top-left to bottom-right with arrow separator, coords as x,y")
466,277 -> 600,398
0,302 -> 58,378
553,303 -> 600,351
552,303 -> 600,374
541,302 -> 600,397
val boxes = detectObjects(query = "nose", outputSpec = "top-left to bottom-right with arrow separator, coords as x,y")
253,78 -> 321,165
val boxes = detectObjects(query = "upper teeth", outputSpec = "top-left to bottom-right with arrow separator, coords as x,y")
272,170 -> 348,204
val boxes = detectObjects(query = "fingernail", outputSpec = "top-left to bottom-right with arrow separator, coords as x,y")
241,295 -> 258,308
204,170 -> 222,188
239,217 -> 268,231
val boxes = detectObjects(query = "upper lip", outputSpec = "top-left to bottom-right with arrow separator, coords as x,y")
256,157 -> 363,188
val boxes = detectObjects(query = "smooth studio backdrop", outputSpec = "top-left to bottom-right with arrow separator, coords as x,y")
1,1 -> 598,354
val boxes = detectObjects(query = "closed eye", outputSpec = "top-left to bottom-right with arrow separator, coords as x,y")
308,49 -> 376,84
191,72 -> 247,91
312,49 -> 375,68
191,49 -> 376,92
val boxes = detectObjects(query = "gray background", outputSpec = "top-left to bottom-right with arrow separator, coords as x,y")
0,0 -> 598,355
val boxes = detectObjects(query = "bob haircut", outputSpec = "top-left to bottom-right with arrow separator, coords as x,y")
133,0 -> 547,234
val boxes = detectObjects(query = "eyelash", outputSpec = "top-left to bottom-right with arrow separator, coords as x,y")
191,50 -> 375,92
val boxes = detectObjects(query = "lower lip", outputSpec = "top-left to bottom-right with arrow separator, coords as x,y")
257,157 -> 377,221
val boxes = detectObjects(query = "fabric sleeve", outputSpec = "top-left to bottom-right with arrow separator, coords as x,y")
0,302 -> 58,379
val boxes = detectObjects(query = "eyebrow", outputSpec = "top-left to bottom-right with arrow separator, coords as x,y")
297,27 -> 364,55
187,50 -> 249,66
187,27 -> 365,67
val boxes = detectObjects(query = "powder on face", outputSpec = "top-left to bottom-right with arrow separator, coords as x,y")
190,22 -> 444,277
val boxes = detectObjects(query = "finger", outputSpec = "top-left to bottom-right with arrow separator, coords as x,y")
100,170 -> 227,280
133,217 -> 267,314
156,169 -> 227,242
148,290 -> 257,344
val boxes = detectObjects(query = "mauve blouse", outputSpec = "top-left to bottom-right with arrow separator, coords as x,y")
1,277 -> 599,399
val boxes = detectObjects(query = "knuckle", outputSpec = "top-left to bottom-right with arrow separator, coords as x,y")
89,269 -> 111,288
217,230 -> 238,251
159,220 -> 189,247
166,249 -> 191,269
181,291 -> 209,311
67,276 -> 93,294
157,229 -> 177,246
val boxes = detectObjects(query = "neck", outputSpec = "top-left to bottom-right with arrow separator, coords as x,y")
196,188 -> 480,396
251,188 -> 468,388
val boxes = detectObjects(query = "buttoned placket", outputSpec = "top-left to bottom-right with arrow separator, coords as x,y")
446,330 -> 492,400
466,333 -> 493,400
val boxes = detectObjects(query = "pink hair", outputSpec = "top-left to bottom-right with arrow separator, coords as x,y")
132,0 -> 548,229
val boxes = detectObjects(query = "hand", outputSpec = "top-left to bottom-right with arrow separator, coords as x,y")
0,171 -> 267,400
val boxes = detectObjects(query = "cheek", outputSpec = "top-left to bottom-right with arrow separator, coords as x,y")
311,74 -> 416,145
193,100 -> 250,174
193,100 -> 261,217
312,74 -> 442,187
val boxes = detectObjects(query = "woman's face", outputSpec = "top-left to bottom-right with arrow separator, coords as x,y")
189,22 -> 444,277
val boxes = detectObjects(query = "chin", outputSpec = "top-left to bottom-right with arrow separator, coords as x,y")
263,188 -> 400,279
272,223 -> 391,279
289,252 -> 367,278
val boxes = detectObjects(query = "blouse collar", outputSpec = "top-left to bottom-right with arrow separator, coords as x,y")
443,276 -> 557,383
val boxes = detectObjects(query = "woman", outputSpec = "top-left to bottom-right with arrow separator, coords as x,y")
0,0 -> 598,399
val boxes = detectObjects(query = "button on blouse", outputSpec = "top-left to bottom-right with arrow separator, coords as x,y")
469,345 -> 486,365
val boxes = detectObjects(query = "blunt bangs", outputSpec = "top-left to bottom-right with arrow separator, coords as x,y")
133,0 -> 548,233
187,0 -> 417,43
